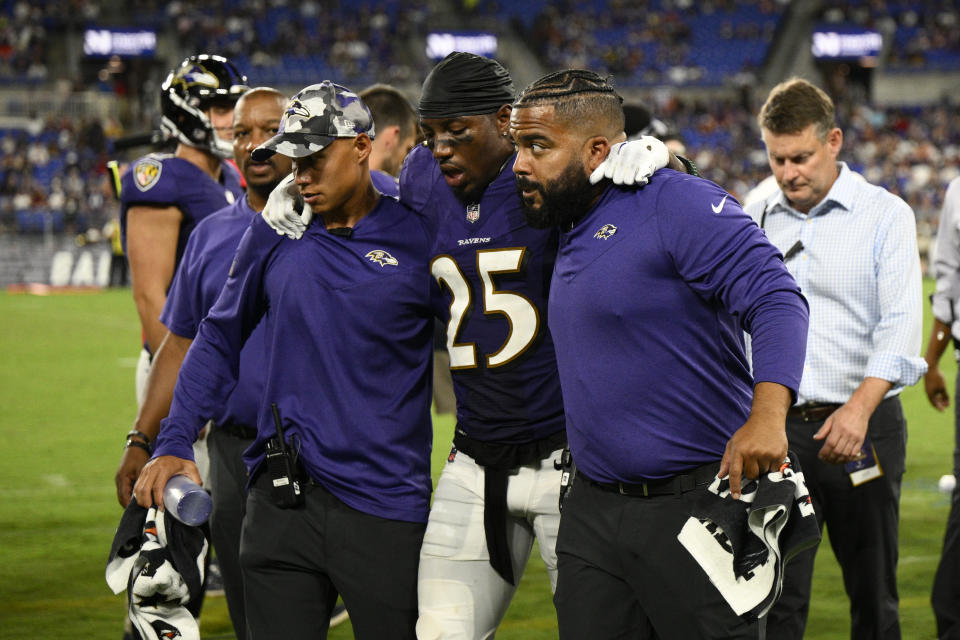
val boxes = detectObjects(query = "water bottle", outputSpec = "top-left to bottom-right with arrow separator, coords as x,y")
163,474 -> 212,526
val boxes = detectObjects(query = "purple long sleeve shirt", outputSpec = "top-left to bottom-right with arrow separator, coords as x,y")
547,170 -> 809,482
154,196 -> 437,522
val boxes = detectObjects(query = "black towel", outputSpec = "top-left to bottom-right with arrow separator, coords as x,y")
677,454 -> 820,620
106,498 -> 208,640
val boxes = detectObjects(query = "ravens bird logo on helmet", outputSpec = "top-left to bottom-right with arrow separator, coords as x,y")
172,64 -> 221,91
160,54 -> 248,159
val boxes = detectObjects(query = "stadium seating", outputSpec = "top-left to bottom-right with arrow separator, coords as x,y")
511,0 -> 786,88
164,0 -> 427,89
819,0 -> 960,71
0,0 -> 50,84
1,0 -> 958,243
0,122 -> 110,237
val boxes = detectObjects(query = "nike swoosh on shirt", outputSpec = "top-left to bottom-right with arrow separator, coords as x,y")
711,195 -> 729,214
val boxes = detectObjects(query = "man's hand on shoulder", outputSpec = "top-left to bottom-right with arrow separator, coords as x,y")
262,173 -> 311,239
589,136 -> 669,187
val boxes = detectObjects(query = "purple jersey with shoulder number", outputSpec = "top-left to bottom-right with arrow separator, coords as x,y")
160,197 -> 266,430
547,170 -> 808,482
119,153 -> 244,265
155,197 -> 436,523
400,145 -> 564,445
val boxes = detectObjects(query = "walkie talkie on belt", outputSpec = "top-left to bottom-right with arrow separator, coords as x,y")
265,403 -> 304,508
555,448 -> 576,512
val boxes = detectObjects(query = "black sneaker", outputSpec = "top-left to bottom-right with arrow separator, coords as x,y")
329,603 -> 349,628
206,557 -> 225,596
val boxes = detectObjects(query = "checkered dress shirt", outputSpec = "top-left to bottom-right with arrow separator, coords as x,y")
745,162 -> 926,404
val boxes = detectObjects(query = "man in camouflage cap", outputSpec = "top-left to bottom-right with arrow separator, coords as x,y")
252,80 -> 375,161
134,80 -> 436,638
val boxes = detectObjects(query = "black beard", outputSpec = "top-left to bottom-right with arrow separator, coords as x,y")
517,159 -> 595,230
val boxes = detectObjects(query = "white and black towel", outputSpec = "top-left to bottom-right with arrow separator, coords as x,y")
106,499 -> 208,640
677,454 -> 820,620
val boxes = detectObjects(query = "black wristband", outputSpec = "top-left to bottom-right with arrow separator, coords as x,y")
126,429 -> 151,445
124,439 -> 152,454
675,154 -> 700,177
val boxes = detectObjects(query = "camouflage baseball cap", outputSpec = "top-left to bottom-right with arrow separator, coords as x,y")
251,81 -> 375,161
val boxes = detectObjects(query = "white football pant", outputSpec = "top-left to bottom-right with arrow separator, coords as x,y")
416,447 -> 562,640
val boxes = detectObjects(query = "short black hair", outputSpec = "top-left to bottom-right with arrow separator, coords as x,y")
513,69 -> 625,136
360,84 -> 419,143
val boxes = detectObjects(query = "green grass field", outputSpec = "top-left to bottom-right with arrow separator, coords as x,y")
0,285 -> 954,639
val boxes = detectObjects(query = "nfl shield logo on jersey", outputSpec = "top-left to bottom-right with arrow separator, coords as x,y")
134,158 -> 163,192
466,204 -> 480,223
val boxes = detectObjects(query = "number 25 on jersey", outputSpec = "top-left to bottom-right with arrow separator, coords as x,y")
431,248 -> 540,370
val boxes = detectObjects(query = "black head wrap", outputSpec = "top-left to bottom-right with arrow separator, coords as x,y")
418,52 -> 515,119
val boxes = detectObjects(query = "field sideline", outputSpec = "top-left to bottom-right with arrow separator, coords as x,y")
0,285 -> 954,639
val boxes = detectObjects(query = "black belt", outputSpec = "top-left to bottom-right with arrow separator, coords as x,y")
216,421 -> 257,439
582,462 -> 720,497
787,402 -> 841,423
452,428 -> 567,469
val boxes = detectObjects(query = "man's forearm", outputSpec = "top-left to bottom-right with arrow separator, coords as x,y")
925,317 -> 952,369
132,332 -> 192,440
133,290 -> 170,354
153,318 -> 249,459
847,376 -> 893,416
750,381 -> 791,422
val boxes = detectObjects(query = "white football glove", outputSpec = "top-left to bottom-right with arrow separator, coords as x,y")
261,173 -> 311,239
589,136 -> 670,187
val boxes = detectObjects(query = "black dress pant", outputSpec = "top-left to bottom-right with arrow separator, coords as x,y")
240,472 -> 425,639
932,372 -> 960,640
207,425 -> 254,640
554,473 -> 764,640
767,396 -> 906,640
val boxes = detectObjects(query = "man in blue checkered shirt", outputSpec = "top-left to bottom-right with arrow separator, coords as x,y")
744,77 -> 926,640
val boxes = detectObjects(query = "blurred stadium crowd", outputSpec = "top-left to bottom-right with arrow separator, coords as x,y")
0,0 -> 958,246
